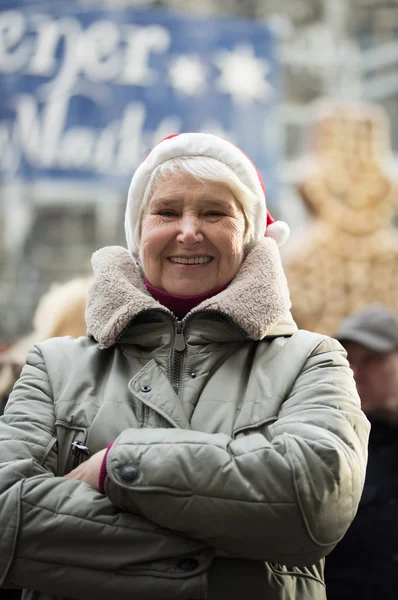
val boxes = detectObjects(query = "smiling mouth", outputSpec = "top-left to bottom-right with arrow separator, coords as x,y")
168,256 -> 213,265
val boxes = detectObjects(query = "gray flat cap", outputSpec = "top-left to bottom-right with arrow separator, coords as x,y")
336,304 -> 398,352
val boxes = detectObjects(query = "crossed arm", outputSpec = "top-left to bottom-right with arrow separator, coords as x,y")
69,338 -> 370,565
0,338 -> 370,598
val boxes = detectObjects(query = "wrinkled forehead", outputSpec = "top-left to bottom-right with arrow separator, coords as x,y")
147,172 -> 242,210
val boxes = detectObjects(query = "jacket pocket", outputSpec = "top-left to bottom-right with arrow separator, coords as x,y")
40,435 -> 58,474
55,420 -> 88,475
266,562 -> 326,598
208,559 -> 326,600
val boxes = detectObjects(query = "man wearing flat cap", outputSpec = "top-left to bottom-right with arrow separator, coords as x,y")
325,304 -> 398,600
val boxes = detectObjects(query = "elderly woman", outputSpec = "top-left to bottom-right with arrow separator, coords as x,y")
0,133 -> 369,600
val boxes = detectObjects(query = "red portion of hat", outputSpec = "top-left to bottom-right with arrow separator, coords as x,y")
160,133 -> 181,143
266,212 -> 275,226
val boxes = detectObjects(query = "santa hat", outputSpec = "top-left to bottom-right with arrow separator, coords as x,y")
125,133 -> 289,256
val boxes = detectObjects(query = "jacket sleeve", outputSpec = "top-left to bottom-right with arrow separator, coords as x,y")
105,337 -> 370,566
0,346 -> 211,600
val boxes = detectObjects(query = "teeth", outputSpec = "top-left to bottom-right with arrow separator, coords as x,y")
170,256 -> 212,265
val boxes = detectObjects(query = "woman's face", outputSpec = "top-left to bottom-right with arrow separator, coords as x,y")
140,172 -> 246,296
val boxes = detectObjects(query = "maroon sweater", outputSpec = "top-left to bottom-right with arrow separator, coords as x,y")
143,278 -> 228,319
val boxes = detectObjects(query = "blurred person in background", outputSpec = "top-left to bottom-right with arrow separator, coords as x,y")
325,304 -> 398,600
0,133 -> 369,600
0,277 -> 90,416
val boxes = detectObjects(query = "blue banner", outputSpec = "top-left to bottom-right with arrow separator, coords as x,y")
0,1 -> 280,200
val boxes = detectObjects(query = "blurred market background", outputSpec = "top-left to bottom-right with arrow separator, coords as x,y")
0,0 -> 397,345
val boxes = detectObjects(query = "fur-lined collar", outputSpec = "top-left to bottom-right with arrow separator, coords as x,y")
86,239 -> 294,348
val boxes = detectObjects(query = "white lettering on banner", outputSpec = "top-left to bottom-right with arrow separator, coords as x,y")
119,25 -> 171,85
0,8 -> 236,180
12,94 -> 182,175
81,20 -> 122,83
94,123 -> 119,173
0,10 -> 171,87
0,8 -> 175,178
28,15 -> 83,106
116,104 -> 146,171
0,10 -> 31,72
17,95 -> 66,167
0,121 -> 15,172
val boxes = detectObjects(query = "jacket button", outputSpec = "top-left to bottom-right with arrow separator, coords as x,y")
119,464 -> 140,483
177,558 -> 199,572
141,385 -> 151,392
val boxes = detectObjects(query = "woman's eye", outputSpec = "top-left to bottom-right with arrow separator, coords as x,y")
205,211 -> 224,217
158,209 -> 178,217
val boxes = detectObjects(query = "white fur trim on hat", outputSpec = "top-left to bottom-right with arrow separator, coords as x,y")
125,133 -> 288,255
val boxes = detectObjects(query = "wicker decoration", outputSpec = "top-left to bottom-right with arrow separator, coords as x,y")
284,103 -> 398,335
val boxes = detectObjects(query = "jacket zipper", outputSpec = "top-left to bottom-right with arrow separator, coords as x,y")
169,311 -> 246,395
117,307 -> 247,396
70,437 -> 91,470
171,320 -> 186,394
115,309 -> 187,395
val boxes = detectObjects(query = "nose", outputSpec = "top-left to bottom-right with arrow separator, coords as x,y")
176,215 -> 203,245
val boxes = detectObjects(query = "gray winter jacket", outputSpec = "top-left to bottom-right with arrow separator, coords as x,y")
0,239 -> 369,600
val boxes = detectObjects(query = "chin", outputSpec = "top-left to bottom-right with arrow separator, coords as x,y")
164,275 -> 214,297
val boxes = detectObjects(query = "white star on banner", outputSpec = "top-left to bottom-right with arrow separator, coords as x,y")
213,44 -> 273,105
168,55 -> 207,96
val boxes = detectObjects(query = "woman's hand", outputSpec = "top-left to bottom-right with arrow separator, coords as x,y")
65,448 -> 107,489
